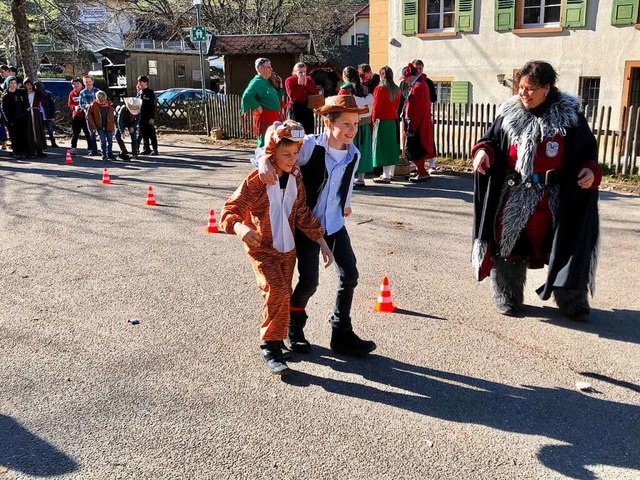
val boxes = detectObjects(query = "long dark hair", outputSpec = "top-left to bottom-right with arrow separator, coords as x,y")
379,66 -> 399,101
342,66 -> 364,97
517,61 -> 559,97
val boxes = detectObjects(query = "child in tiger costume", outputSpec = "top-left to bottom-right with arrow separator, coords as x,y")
220,120 -> 333,375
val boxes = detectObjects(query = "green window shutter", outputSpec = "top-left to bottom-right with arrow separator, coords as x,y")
364,34 -> 369,47
456,0 -> 475,32
611,0 -> 638,26
451,81 -> 470,104
494,0 -> 515,31
402,0 -> 419,35
563,0 -> 587,28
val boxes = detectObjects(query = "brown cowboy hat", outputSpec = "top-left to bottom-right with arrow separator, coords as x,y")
314,95 -> 369,116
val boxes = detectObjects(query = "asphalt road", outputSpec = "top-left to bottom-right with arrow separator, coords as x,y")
1,138 -> 639,480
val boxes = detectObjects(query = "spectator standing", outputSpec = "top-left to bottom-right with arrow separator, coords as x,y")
67,78 -> 91,154
115,97 -> 141,161
0,76 -> 29,158
358,64 -> 380,96
241,58 -> 284,147
87,91 -> 116,161
371,66 -> 401,183
338,66 -> 373,187
136,75 -> 158,156
34,81 -> 58,148
401,64 -> 435,182
413,59 -> 438,172
23,78 -> 47,158
79,75 -> 101,156
285,62 -> 319,134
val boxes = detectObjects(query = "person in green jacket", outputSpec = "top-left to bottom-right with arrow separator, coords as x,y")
241,58 -> 284,147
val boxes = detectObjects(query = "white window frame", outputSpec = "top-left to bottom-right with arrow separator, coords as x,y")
522,0 -> 562,28
425,0 -> 456,32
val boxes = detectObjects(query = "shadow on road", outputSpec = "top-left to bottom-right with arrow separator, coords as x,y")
0,414 -> 78,476
533,306 -> 640,345
284,347 -> 640,479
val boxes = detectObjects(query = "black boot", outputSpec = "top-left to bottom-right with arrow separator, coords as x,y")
288,310 -> 312,353
260,341 -> 290,375
554,289 -> 590,321
330,327 -> 376,356
490,257 -> 527,316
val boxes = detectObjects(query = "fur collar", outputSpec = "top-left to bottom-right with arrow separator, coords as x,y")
498,92 -> 582,179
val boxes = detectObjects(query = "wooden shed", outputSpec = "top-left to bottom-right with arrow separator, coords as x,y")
96,47 -> 211,97
207,33 -> 314,95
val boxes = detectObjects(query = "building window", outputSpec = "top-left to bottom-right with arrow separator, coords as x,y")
434,81 -> 452,103
148,60 -> 158,76
578,76 -> 600,120
176,63 -> 186,78
426,0 -> 455,30
522,0 -> 561,27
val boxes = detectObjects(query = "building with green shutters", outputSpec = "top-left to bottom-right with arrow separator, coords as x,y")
372,0 -> 639,127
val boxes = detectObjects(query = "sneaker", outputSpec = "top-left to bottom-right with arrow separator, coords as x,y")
409,174 -> 431,183
280,342 -> 293,360
288,328 -> 312,354
260,343 -> 291,375
70,148 -> 77,154
88,151 -> 99,156
118,154 -> 131,161
108,155 -> 117,160
151,151 -> 159,156
330,327 -> 376,356
140,149 -> 152,155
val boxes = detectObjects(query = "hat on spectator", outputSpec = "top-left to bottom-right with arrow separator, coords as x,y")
124,97 -> 142,115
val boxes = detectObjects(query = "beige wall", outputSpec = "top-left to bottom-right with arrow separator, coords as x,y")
386,0 -> 640,125
370,0 -> 389,73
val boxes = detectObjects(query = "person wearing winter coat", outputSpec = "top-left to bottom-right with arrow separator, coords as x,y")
115,97 -> 140,161
87,91 -> 115,161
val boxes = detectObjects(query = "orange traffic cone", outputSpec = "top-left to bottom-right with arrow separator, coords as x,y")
206,209 -> 220,233
101,168 -> 111,184
65,149 -> 73,164
145,186 -> 157,206
374,276 -> 396,313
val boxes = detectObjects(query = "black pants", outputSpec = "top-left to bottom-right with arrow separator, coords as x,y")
71,116 -> 91,149
287,102 -> 315,134
8,119 -> 28,155
139,118 -> 157,152
290,226 -> 358,329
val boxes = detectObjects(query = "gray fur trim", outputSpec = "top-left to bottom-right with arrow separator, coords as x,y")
498,93 -> 582,180
547,184 -> 560,227
491,257 -> 527,308
499,183 -> 543,257
589,224 -> 599,296
553,289 -> 589,315
472,239 -> 488,281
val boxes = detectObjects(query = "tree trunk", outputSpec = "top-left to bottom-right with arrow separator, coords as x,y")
10,0 -> 39,80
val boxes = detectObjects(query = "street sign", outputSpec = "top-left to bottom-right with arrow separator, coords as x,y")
191,25 -> 207,42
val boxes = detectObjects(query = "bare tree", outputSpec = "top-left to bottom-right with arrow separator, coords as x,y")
10,0 -> 38,78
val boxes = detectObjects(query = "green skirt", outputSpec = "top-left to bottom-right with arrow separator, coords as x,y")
372,119 -> 400,168
355,123 -> 373,174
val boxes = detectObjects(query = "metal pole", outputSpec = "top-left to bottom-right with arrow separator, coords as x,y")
195,3 -> 210,134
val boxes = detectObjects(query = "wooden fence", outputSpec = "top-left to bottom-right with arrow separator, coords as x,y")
160,94 -> 640,174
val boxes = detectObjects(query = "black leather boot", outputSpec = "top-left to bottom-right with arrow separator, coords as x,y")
330,327 -> 376,356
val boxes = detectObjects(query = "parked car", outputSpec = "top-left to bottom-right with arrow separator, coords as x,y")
156,88 -> 214,119
39,78 -> 73,101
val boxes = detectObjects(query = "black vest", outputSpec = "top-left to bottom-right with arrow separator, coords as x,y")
299,143 -> 358,214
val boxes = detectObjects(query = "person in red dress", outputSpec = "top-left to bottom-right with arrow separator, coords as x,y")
401,64 -> 435,182
371,66 -> 401,183
284,62 -> 318,134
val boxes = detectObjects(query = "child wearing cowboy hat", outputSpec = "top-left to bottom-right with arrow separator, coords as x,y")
221,120 -> 333,375
255,95 -> 377,358
115,97 -> 141,161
